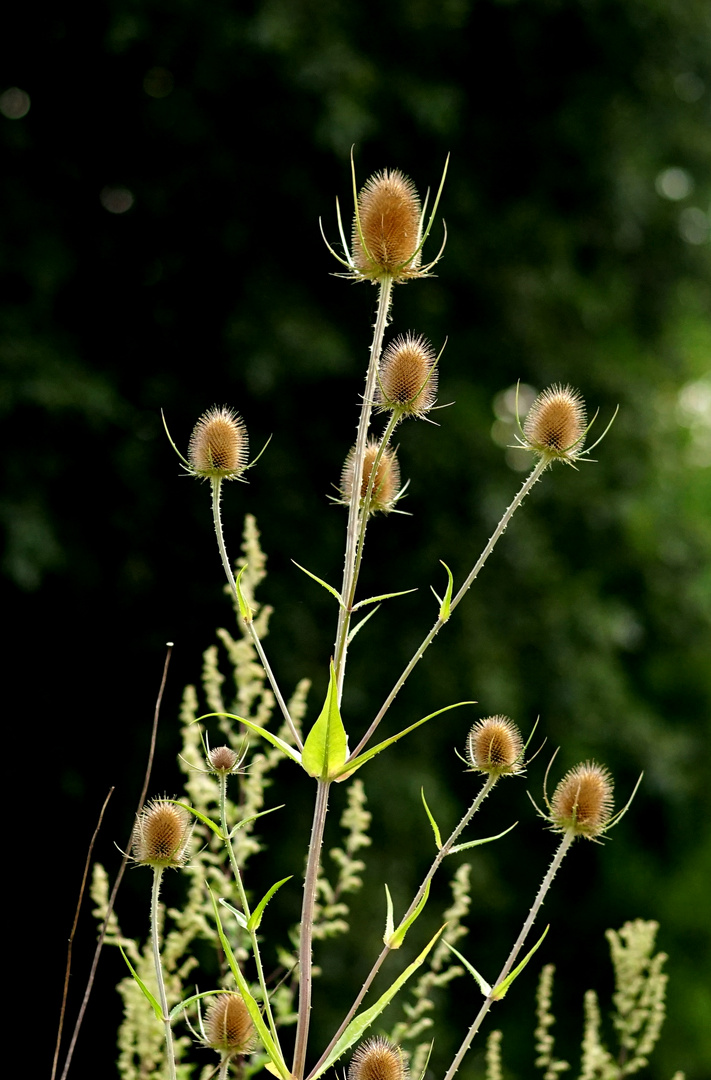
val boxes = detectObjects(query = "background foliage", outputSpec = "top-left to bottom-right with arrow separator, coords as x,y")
3,0 -> 709,1077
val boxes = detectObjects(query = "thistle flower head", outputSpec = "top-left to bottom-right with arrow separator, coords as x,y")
466,715 -> 524,777
208,745 -> 240,774
203,993 -> 255,1058
348,1037 -> 408,1080
351,170 -> 423,283
375,333 -> 439,420
522,384 -> 587,464
339,439 -> 402,515
187,405 -> 249,480
131,799 -> 192,868
549,762 -> 614,839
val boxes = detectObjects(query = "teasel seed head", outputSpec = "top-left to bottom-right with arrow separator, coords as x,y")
340,439 -> 402,514
522,384 -> 587,463
187,405 -> 249,480
466,715 -> 524,777
375,333 -> 438,420
550,762 -> 614,839
208,745 -> 240,774
203,993 -> 255,1057
348,1037 -> 408,1080
131,799 -> 192,868
352,170 -> 422,283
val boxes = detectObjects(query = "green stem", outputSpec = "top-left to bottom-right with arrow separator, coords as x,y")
150,867 -> 177,1080
442,830 -> 575,1080
292,779 -> 331,1080
210,478 -> 302,750
350,457 -> 549,760
307,774 -> 499,1080
348,409 -> 401,608
334,276 -> 393,698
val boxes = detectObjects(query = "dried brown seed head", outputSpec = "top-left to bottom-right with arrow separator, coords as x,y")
187,405 -> 249,480
466,715 -> 524,776
523,385 -> 587,462
340,439 -> 401,514
131,799 -> 192,868
348,1038 -> 408,1080
550,762 -> 614,839
375,333 -> 438,419
352,170 -> 422,282
203,993 -> 255,1057
208,745 -> 240,773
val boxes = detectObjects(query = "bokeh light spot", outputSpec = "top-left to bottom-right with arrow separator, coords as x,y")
678,207 -> 709,246
100,186 -> 135,214
655,167 -> 693,201
143,67 -> 174,98
0,86 -> 31,119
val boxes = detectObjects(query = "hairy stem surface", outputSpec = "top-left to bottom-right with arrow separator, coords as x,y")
150,867 -> 177,1080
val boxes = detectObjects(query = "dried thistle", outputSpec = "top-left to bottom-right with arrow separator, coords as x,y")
521,385 -> 587,464
187,405 -> 249,480
549,762 -> 614,839
339,439 -> 403,514
351,170 -> 423,283
203,992 -> 255,1057
131,799 -> 192,868
207,744 -> 240,774
348,1037 -> 408,1080
466,716 -> 524,777
375,333 -> 439,420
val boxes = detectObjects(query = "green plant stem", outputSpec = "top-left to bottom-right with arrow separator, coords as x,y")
348,408 -> 401,606
218,774 -> 281,1050
210,478 -> 302,750
292,779 -> 331,1080
150,867 -> 177,1080
334,276 -> 393,698
350,456 -> 550,760
307,774 -> 499,1080
442,830 -> 575,1080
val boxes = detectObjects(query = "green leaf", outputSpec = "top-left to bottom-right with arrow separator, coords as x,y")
302,663 -> 348,779
421,788 -> 442,849
169,989 -> 226,1023
235,564 -> 254,623
309,925 -> 446,1080
229,803 -> 285,838
218,897 -> 249,929
347,604 -> 381,646
292,561 -> 345,607
438,561 -> 454,622
387,879 -> 431,950
351,588 -> 417,611
168,801 -> 224,840
119,946 -> 163,1019
491,925 -> 549,1000
333,702 -> 474,780
208,888 -> 289,1080
196,712 -> 302,766
383,883 -> 395,943
442,941 -> 492,997
248,876 -> 292,932
448,821 -> 517,854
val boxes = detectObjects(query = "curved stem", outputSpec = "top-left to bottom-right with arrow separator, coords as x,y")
150,867 -> 177,1080
334,277 -> 393,698
442,831 -> 575,1080
350,457 -> 549,760
292,779 -> 331,1080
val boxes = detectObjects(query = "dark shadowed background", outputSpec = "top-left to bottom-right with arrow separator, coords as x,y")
2,1 -> 710,1077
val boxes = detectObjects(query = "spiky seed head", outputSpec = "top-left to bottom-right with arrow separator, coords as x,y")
203,993 -> 255,1057
131,799 -> 192,868
348,1037 -> 408,1080
550,762 -> 614,839
208,745 -> 239,774
340,440 -> 401,514
466,715 -> 524,776
187,405 -> 249,480
352,170 -> 422,283
375,333 -> 438,419
523,385 -> 587,462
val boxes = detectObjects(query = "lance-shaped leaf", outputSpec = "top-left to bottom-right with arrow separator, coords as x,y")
208,888 -> 290,1080
219,897 -> 248,929
119,946 -> 163,1019
351,588 -> 417,611
385,879 -> 431,950
309,925 -> 445,1080
169,988 -> 228,1023
229,803 -> 284,839
347,604 -> 381,646
235,563 -> 255,623
421,788 -> 442,849
436,561 -> 454,622
248,876 -> 292,932
302,663 -> 348,779
169,801 -> 224,840
491,926 -> 549,1000
197,712 -> 302,766
333,702 -> 474,781
292,561 -> 345,607
443,941 -> 492,997
448,821 -> 517,855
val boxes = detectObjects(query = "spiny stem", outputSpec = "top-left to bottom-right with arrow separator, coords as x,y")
348,409 -> 401,607
150,867 -> 177,1080
350,457 -> 549,760
210,478 -> 301,749
442,831 -> 575,1080
334,276 -> 393,698
292,779 -> 331,1080
307,774 -> 499,1080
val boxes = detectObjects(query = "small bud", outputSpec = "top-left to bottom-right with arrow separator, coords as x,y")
375,333 -> 438,420
203,993 -> 255,1057
348,1037 -> 408,1080
466,715 -> 524,776
352,170 -> 422,283
187,405 -> 249,480
340,439 -> 402,514
131,799 -> 192,868
208,745 -> 240,774
523,384 -> 587,463
550,762 -> 614,839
